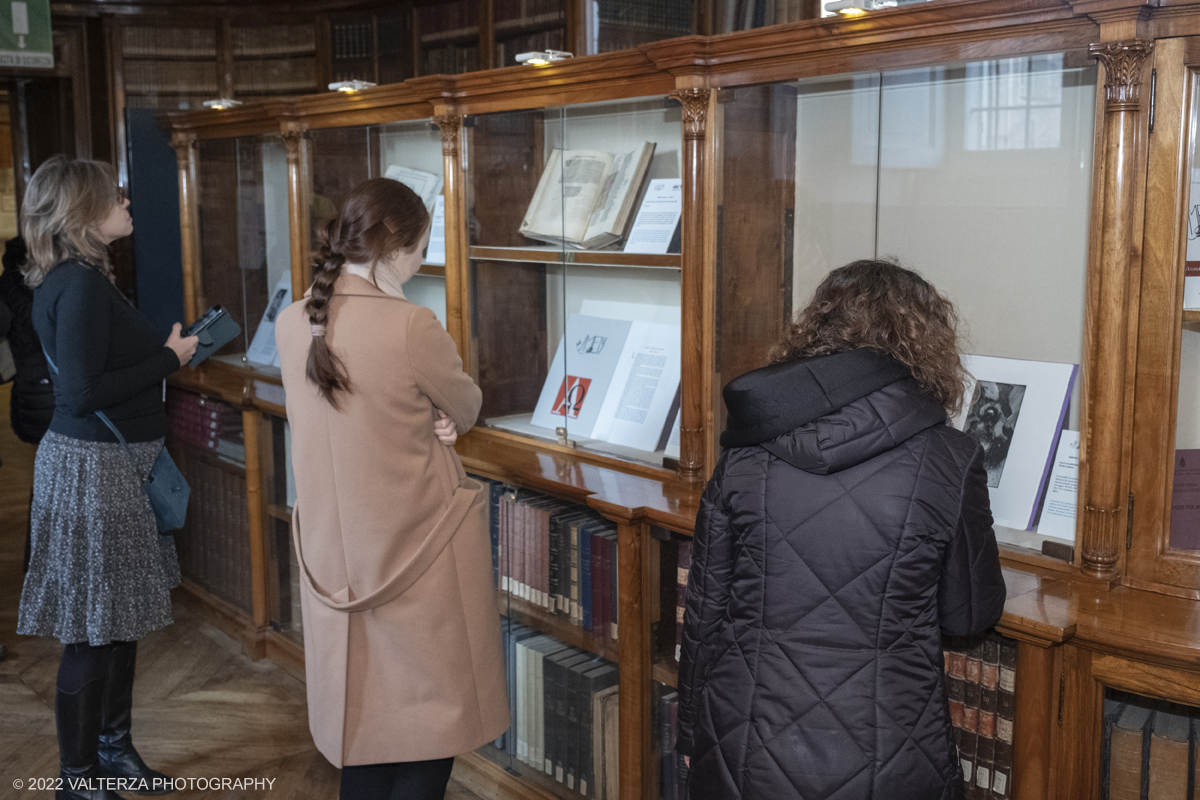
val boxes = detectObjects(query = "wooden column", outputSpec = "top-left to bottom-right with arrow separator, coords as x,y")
242,409 -> 269,641
434,112 -> 470,360
1012,643 -> 1059,800
172,131 -> 200,324
1079,40 -> 1152,580
282,122 -> 311,305
669,87 -> 711,482
615,520 -> 651,800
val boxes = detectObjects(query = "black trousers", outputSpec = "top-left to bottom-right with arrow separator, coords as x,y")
339,757 -> 454,800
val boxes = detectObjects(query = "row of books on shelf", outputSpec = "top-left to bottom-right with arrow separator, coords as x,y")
232,24 -> 316,58
166,389 -> 246,466
121,25 -> 216,58
123,60 -> 218,97
483,480 -> 620,641
1104,694 -> 1200,800
234,57 -> 318,95
495,0 -> 565,30
419,0 -> 480,43
495,28 -> 566,68
422,45 -> 480,76
656,689 -> 690,800
674,539 -> 691,662
944,634 -> 1017,799
331,21 -> 375,61
714,0 -> 814,32
494,619 -> 620,799
174,448 -> 252,615
597,0 -> 693,31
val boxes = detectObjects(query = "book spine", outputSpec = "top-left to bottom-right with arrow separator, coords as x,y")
611,535 -> 619,641
581,525 -> 594,632
566,665 -> 581,791
570,520 -> 581,625
489,482 -> 503,589
544,655 -> 559,777
541,507 -> 551,609
516,638 -> 528,763
993,637 -> 1017,798
549,514 -> 562,613
534,647 -> 546,770
499,494 -> 510,593
592,530 -> 606,639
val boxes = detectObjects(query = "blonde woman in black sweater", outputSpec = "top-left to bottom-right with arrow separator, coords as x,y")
16,156 -> 197,800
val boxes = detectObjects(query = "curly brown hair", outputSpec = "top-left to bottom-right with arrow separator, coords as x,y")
769,259 -> 968,416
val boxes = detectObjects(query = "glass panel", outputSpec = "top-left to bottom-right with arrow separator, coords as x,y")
1172,78 -> 1200,552
165,388 -> 251,612
309,122 -> 448,321
495,0 -> 565,68
1101,689 -> 1200,797
197,135 -> 291,370
719,51 -> 1096,557
473,478 -> 621,799
469,97 -> 683,468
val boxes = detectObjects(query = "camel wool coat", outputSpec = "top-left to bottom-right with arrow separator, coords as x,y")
275,272 -> 509,767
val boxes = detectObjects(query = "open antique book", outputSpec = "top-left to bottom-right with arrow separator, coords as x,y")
519,143 -> 656,249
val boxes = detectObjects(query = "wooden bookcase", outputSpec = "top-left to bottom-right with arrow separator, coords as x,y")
160,2 -> 1200,798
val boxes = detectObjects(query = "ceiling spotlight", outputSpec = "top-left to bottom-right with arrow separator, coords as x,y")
515,49 -> 573,66
202,98 -> 243,110
824,0 -> 897,15
329,80 -> 376,93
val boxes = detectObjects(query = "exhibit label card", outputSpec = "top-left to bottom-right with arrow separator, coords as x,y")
249,270 -> 292,367
1170,449 -> 1200,551
425,195 -> 446,266
531,315 -> 633,440
951,354 -> 1078,531
1037,430 -> 1079,542
623,179 -> 682,255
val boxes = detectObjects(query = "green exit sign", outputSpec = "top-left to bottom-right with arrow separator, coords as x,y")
0,1 -> 51,68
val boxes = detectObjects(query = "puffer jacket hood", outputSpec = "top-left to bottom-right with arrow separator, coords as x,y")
678,350 -> 1006,800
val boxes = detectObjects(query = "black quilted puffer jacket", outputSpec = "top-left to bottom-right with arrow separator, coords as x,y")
678,348 -> 1006,800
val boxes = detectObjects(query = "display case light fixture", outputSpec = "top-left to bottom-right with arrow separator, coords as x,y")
824,0 -> 897,15
329,80 -> 376,93
202,98 -> 243,110
515,49 -> 573,66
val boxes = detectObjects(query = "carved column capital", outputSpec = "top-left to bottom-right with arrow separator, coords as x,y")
1090,40 -> 1154,111
669,88 -> 710,140
433,115 -> 462,157
170,132 -> 195,164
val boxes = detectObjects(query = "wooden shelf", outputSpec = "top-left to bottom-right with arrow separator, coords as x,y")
418,262 -> 447,277
267,503 -> 294,523
421,28 -> 480,46
495,16 -> 567,38
455,749 -> 561,800
652,660 -> 678,688
469,744 -> 577,800
500,592 -> 620,663
469,245 -> 681,269
1183,309 -> 1200,324
233,51 -> 317,61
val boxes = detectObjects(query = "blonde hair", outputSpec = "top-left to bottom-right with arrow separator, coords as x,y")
21,156 -> 121,288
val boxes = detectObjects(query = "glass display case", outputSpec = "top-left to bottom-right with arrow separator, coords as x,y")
715,52 -> 1098,558
195,134 -> 291,370
467,95 -> 683,469
308,120 -> 448,324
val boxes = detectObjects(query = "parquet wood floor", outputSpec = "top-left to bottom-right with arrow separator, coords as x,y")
0,386 -> 485,800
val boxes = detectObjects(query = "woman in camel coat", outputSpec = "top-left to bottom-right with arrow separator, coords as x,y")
276,178 -> 508,800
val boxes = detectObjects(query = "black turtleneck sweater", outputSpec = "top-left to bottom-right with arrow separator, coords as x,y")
32,259 -> 180,443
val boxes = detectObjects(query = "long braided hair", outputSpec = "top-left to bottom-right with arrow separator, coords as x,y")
306,178 -> 430,407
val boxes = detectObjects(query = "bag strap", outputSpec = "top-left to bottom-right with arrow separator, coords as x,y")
42,346 -> 149,483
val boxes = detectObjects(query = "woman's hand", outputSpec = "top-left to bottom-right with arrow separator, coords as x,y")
165,323 -> 199,368
684,756 -> 690,768
434,409 -> 458,446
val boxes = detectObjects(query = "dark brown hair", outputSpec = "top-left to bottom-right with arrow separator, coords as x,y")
307,177 -> 431,407
769,259 -> 968,416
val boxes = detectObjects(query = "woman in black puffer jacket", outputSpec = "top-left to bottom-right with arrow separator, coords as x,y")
677,259 -> 1006,800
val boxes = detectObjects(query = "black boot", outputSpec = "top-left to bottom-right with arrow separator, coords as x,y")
56,679 -> 124,800
97,643 -> 174,796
